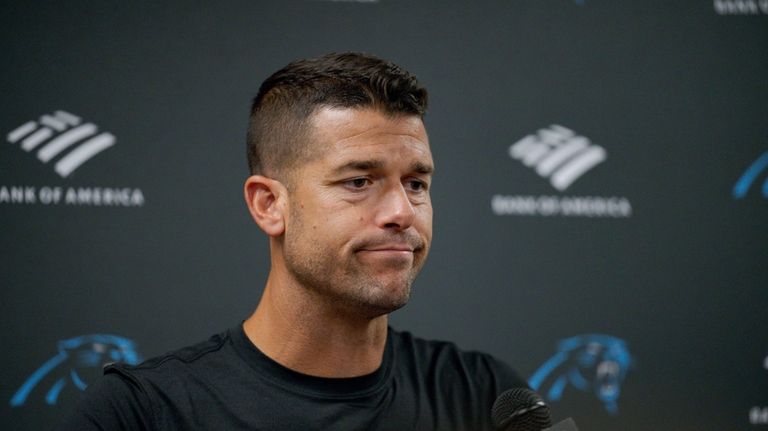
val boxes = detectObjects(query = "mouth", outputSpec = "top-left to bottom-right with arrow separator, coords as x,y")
355,243 -> 419,264
596,360 -> 620,399
360,244 -> 414,252
352,233 -> 426,264
357,246 -> 414,257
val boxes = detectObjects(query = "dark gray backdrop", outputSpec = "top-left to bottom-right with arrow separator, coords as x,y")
2,1 -> 767,430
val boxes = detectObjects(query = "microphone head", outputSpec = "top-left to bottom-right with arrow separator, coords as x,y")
491,388 -> 553,431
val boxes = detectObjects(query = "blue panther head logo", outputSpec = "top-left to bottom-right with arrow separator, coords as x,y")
528,334 -> 632,415
10,334 -> 141,407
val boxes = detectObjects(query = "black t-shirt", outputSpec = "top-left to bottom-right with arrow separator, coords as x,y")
55,325 -> 527,430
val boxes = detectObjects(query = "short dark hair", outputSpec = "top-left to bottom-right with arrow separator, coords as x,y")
246,52 -> 428,180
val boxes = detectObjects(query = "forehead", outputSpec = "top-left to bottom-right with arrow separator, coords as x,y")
307,107 -> 432,167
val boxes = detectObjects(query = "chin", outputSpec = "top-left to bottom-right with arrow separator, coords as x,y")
344,280 -> 412,318
367,284 -> 413,314
356,298 -> 409,319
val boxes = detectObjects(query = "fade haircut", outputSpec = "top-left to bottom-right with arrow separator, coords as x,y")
246,52 -> 428,182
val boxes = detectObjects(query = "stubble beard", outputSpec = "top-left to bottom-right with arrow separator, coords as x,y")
283,210 -> 427,319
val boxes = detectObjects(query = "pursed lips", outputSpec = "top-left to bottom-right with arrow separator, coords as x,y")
356,244 -> 416,256
358,245 -> 413,252
353,235 -> 424,256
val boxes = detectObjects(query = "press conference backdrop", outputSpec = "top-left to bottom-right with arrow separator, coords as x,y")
1,1 -> 766,429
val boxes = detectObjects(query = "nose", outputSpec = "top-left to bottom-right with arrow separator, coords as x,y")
375,183 -> 416,231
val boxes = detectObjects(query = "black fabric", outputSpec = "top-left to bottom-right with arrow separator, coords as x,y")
55,325 -> 527,430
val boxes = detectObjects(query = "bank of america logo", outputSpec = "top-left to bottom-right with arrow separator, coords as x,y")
509,125 -> 606,191
6,110 -> 115,178
733,151 -> 768,199
714,0 -> 768,15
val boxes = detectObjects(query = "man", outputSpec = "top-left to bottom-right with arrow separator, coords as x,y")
57,52 -> 526,430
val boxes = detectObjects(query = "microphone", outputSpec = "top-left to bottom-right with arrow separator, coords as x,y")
491,388 -> 579,431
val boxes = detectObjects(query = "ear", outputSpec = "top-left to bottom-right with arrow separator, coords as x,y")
244,175 -> 287,237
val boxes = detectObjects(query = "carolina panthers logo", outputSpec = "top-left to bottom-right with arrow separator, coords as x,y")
10,334 -> 141,407
528,334 -> 632,415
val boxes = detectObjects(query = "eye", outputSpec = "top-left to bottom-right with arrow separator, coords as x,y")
344,177 -> 372,189
406,179 -> 428,192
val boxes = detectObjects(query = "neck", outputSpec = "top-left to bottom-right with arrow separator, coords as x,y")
243,271 -> 389,378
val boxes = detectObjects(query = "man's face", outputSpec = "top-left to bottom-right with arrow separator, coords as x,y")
281,107 -> 433,318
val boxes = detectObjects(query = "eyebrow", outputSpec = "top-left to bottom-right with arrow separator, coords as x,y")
333,160 -> 385,174
332,160 -> 434,175
410,161 -> 434,175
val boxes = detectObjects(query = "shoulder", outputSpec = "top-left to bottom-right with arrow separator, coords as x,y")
388,328 -> 528,429
390,328 -> 528,392
54,366 -> 153,430
54,329 -> 234,431
111,329 -> 231,381
124,329 -> 230,371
